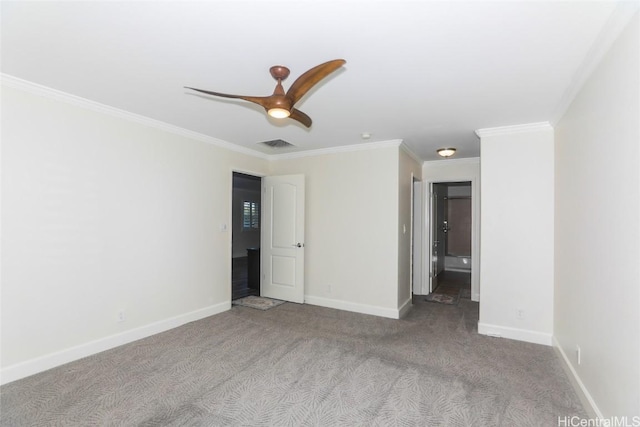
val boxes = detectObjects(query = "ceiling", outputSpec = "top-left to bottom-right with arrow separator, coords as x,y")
0,1 -> 627,161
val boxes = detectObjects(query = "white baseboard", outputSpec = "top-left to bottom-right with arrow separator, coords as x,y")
398,298 -> 413,318
0,302 -> 231,385
304,295 -> 400,319
552,337 -> 601,419
478,322 -> 552,346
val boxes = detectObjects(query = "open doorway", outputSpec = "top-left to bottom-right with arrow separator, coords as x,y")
231,172 -> 262,300
426,181 -> 473,301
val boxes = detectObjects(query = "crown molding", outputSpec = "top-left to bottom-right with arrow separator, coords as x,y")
3,74 -> 411,163
1,74 -> 270,160
399,142 -> 424,164
550,2 -> 640,125
268,139 -> 403,161
475,122 -> 553,139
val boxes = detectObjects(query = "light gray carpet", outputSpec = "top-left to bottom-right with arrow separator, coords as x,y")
1,297 -> 586,426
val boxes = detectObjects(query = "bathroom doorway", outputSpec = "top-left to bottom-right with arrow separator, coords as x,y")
428,181 -> 473,299
231,172 -> 262,300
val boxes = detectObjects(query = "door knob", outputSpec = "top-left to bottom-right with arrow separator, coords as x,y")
292,243 -> 304,248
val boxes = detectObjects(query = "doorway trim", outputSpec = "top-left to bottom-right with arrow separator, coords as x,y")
411,174 -> 423,299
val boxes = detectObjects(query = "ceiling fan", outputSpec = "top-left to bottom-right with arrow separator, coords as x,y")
185,59 -> 346,128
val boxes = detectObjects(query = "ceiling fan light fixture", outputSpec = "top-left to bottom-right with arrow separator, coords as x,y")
437,148 -> 457,158
267,107 -> 291,119
186,59 -> 346,128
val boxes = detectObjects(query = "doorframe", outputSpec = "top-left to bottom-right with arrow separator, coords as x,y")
423,177 -> 480,302
229,168 -> 265,301
410,175 -> 423,299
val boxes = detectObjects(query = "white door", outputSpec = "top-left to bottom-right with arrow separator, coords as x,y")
412,181 -> 423,294
261,174 -> 305,303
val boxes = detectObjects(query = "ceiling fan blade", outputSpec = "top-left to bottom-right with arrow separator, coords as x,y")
289,108 -> 312,128
285,59 -> 346,105
185,87 -> 271,109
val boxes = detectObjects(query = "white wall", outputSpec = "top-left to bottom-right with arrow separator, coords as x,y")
422,158 -> 480,299
1,84 -> 269,382
270,143 -> 401,318
0,81 -> 416,382
477,124 -> 554,345
554,12 -> 639,418
397,147 -> 422,314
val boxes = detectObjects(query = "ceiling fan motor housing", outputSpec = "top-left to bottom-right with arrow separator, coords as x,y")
269,66 -> 290,81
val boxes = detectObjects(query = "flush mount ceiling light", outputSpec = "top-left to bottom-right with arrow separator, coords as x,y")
437,148 -> 457,158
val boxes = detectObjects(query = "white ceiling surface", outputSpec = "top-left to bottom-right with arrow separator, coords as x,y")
0,1 -> 624,160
